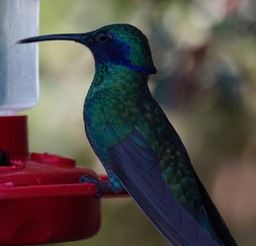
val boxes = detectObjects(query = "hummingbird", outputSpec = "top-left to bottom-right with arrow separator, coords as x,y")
19,24 -> 237,246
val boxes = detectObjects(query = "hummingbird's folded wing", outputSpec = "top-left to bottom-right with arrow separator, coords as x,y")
108,128 -> 220,246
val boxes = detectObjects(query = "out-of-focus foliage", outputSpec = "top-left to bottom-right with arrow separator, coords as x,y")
24,0 -> 256,245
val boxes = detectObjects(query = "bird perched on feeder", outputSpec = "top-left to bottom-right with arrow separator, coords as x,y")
19,23 -> 237,246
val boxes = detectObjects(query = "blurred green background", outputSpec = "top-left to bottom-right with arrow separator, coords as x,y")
23,0 -> 256,245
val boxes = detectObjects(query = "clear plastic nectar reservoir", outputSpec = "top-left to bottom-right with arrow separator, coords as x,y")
0,0 -> 39,115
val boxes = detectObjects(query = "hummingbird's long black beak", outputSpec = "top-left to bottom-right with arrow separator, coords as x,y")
18,33 -> 91,45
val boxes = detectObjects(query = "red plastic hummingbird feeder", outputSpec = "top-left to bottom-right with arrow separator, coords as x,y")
0,116 -> 101,245
0,1 -> 124,245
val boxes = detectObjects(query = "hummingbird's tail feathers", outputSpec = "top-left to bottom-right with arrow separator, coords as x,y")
108,128 -> 221,246
195,175 -> 238,246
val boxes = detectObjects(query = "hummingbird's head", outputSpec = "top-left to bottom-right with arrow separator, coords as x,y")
19,24 -> 157,75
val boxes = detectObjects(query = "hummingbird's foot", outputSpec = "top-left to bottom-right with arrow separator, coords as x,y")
80,175 -> 127,197
80,175 -> 114,198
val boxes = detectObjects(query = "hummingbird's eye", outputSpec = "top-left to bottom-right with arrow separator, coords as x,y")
96,32 -> 112,44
